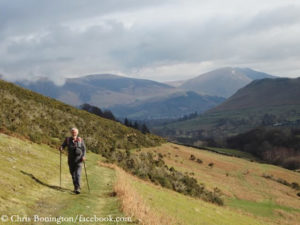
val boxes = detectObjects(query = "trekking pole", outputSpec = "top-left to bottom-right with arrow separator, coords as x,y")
83,161 -> 90,193
60,149 -> 62,188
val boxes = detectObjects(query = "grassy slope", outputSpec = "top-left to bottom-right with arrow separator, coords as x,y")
0,133 -> 135,225
0,79 -> 163,154
136,143 -> 300,225
111,164 -> 262,225
2,131 -> 299,225
204,146 -> 257,160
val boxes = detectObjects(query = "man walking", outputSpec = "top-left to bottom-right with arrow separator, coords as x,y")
59,128 -> 86,194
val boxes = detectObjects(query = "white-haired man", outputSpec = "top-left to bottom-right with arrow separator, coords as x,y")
59,128 -> 86,194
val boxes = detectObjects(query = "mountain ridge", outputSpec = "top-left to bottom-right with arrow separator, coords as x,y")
211,77 -> 300,112
179,67 -> 276,97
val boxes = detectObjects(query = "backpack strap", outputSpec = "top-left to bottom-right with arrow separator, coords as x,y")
66,137 -> 82,145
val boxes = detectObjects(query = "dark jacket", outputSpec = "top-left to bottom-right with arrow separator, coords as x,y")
61,136 -> 86,164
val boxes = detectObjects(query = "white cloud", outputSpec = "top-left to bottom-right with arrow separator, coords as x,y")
0,0 -> 300,83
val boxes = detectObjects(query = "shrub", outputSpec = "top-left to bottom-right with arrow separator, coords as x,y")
190,154 -> 196,160
291,182 -> 300,190
196,158 -> 203,164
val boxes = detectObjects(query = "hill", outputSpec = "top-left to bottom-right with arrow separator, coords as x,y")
0,79 -> 163,153
2,132 -> 299,225
111,91 -> 225,120
15,74 -> 225,120
153,77 -> 300,147
211,77 -> 300,112
0,79 -> 225,206
0,133 -> 133,225
16,74 -> 176,108
179,67 -> 276,98
123,143 -> 300,225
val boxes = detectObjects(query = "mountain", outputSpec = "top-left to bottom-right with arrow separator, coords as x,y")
111,91 -> 225,119
154,77 -> 300,146
211,77 -> 300,112
179,67 -> 276,98
13,68 -> 276,120
0,79 -> 163,152
164,79 -> 186,87
15,74 -> 224,120
16,74 -> 176,108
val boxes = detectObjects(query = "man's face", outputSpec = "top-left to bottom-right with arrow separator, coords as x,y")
71,130 -> 78,137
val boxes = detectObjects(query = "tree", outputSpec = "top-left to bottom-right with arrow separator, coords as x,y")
141,123 -> 150,134
103,110 -> 116,121
133,121 -> 139,129
124,118 -> 130,127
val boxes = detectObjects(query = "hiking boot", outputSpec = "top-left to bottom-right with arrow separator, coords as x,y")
74,187 -> 81,194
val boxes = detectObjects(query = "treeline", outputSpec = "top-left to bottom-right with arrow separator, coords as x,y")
80,103 -> 150,134
177,112 -> 199,121
124,118 -> 150,134
80,103 -> 116,121
227,127 -> 300,170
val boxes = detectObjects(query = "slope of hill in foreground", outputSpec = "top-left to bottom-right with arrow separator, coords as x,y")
179,67 -> 276,98
0,79 -> 163,154
0,133 -> 134,225
134,143 -> 300,225
3,131 -> 299,225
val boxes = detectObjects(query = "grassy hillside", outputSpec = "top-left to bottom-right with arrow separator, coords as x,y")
154,78 -> 300,146
0,79 -> 164,154
1,131 -> 299,225
0,133 -> 134,225
212,78 -> 300,112
1,79 -> 226,206
111,163 -> 264,225
132,143 -> 300,225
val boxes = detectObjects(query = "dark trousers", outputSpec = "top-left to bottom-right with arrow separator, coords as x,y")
68,160 -> 82,189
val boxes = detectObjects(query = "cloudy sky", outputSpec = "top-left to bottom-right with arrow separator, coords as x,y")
1,0 -> 300,84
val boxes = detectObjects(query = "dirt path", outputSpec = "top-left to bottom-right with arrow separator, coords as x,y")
25,153 -> 135,225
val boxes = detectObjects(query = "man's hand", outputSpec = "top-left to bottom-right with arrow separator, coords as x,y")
59,146 -> 63,152
82,156 -> 86,162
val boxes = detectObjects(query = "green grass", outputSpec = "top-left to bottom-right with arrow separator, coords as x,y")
0,79 -> 164,155
227,199 -> 300,217
129,176 -> 264,225
139,143 -> 300,225
155,104 -> 300,144
204,147 -> 257,160
0,133 -> 134,225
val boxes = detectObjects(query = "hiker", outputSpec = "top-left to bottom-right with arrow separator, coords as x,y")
59,128 -> 86,194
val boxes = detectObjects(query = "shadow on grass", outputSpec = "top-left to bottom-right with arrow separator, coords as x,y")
20,170 -> 74,194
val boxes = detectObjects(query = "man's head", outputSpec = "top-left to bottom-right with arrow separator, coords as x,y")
71,127 -> 79,137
